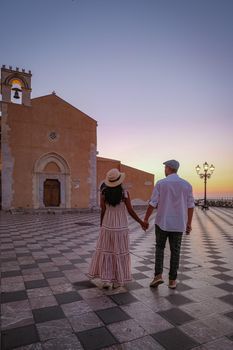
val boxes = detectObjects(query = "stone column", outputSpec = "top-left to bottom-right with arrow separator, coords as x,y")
88,143 -> 97,208
1,103 -> 14,210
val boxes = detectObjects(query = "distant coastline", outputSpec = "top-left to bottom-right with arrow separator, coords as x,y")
195,198 -> 233,208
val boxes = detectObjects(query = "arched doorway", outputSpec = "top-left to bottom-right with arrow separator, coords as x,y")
33,153 -> 70,209
43,179 -> 61,207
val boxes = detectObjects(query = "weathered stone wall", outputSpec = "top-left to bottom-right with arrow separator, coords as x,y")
97,157 -> 154,205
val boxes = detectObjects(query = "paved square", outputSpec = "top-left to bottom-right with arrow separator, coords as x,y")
1,207 -> 233,349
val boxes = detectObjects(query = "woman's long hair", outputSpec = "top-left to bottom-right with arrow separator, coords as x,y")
102,184 -> 124,207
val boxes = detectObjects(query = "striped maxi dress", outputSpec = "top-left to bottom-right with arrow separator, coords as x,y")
88,193 -> 131,285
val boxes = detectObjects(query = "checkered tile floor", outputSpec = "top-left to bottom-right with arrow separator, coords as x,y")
1,207 -> 233,350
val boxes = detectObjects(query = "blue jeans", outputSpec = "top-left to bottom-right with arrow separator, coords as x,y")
154,225 -> 183,280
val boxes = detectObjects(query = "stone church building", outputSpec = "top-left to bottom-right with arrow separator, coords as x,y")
0,65 -> 154,210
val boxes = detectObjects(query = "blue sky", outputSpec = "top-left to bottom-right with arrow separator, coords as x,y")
1,0 -> 233,196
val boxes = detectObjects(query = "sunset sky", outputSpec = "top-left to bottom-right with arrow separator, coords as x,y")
1,0 -> 233,197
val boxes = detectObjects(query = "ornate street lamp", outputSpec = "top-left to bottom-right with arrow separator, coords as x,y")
195,162 -> 215,210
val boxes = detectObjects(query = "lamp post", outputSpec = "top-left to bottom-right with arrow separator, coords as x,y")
195,162 -> 215,210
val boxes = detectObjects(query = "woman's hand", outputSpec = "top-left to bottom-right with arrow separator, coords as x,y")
141,220 -> 149,231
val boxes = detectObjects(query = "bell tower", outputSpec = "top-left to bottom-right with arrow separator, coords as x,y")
1,65 -> 32,106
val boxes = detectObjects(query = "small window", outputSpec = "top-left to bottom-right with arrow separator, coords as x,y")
48,131 -> 58,141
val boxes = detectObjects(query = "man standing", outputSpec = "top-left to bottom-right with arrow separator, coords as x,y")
144,160 -> 195,289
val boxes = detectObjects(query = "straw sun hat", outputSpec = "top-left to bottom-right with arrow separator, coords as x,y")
104,168 -> 125,188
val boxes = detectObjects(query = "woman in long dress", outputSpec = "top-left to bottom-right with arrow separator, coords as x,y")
88,168 -> 146,289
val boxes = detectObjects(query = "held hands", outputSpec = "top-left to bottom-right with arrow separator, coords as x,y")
140,220 -> 149,231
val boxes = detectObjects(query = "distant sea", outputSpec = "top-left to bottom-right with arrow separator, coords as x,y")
195,194 -> 233,200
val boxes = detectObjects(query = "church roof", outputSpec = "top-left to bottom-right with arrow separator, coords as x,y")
31,93 -> 97,124
97,156 -> 121,162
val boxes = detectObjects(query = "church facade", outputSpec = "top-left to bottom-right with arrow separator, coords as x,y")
0,65 -> 154,210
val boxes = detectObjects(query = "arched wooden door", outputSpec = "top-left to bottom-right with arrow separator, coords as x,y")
43,179 -> 61,207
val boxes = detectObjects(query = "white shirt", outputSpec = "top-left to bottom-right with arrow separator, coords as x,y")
149,173 -> 195,232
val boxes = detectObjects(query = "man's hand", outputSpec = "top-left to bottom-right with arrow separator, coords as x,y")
186,223 -> 192,235
186,208 -> 194,235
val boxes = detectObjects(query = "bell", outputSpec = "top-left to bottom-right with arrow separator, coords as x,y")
12,87 -> 21,99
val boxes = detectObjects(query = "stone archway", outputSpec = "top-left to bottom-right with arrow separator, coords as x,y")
33,152 -> 71,209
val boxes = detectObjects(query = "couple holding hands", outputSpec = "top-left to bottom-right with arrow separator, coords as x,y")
88,159 -> 195,290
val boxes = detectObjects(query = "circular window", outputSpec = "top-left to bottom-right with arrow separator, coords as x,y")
48,131 -> 58,141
